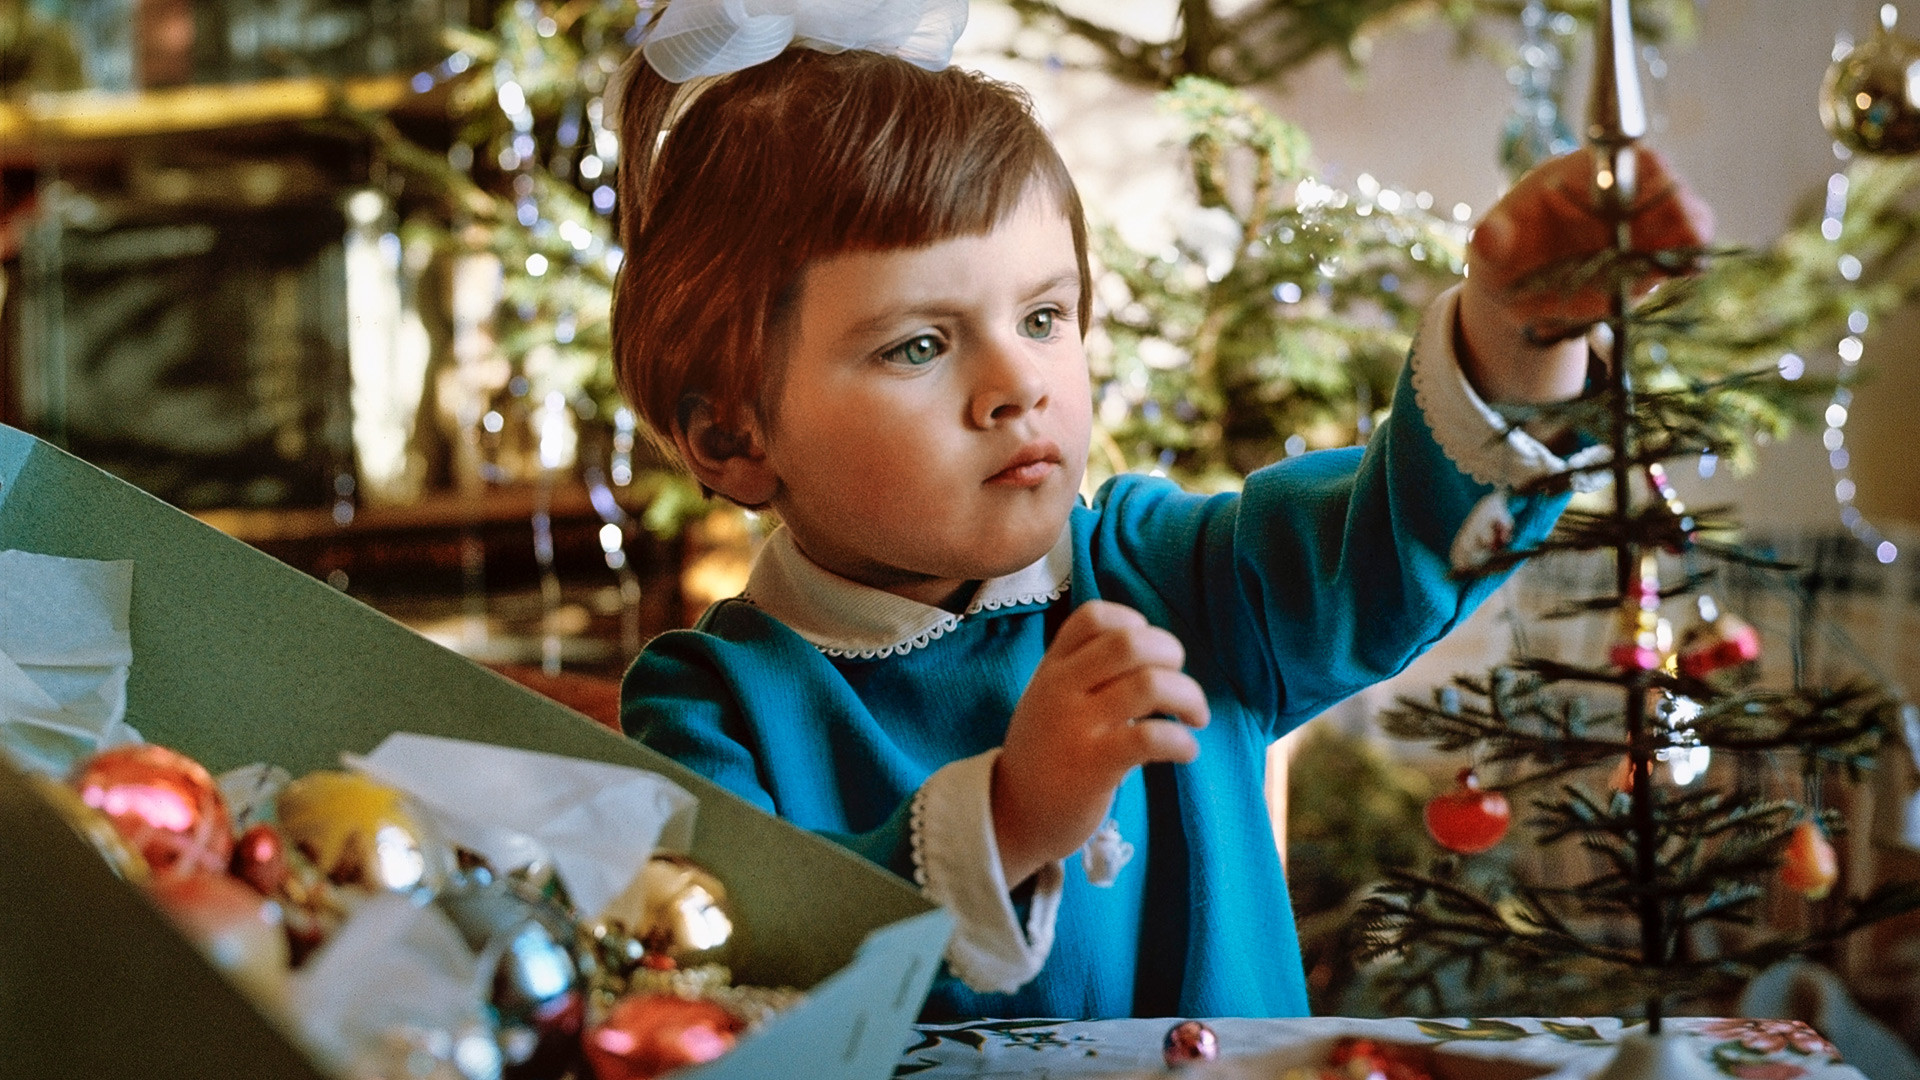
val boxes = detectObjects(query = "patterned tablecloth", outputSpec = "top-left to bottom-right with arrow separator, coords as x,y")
894,1015 -> 1866,1080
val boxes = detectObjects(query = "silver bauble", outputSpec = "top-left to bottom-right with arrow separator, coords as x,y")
437,880 -> 585,1080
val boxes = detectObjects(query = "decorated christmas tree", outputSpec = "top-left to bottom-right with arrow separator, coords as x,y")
1347,1 -> 1920,1062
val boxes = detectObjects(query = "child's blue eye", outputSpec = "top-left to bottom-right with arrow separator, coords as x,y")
1021,308 -> 1058,339
884,334 -> 944,366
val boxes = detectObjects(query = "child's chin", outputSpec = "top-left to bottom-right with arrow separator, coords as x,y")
974,532 -> 1064,578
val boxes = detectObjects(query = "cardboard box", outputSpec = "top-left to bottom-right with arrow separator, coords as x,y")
0,424 -> 952,1080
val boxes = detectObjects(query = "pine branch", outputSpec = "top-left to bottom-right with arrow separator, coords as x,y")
1532,788 -> 1807,903
1361,848 -> 1920,1016
1379,673 -> 1626,771
1000,0 -> 1176,84
1463,498 -> 1803,578
1689,881 -> 1920,978
1516,244 -> 1727,306
1686,683 -> 1896,767
1538,569 -> 1717,620
1358,869 -> 1644,967
1676,882 -> 1766,927
994,0 -> 1698,88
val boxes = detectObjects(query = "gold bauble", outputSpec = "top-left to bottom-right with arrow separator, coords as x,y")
276,770 -> 451,894
634,854 -> 735,969
1821,17 -> 1920,156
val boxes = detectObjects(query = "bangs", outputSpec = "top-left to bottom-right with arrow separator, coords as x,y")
794,69 -> 1077,257
673,49 -> 1081,277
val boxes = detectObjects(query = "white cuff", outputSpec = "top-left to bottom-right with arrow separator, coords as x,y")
910,749 -> 1063,995
1409,285 -> 1610,495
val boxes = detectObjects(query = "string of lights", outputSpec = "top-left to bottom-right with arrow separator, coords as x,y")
1810,145 -> 1897,566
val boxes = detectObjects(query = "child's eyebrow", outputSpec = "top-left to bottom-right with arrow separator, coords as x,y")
1020,270 -> 1083,301
842,270 -> 1082,339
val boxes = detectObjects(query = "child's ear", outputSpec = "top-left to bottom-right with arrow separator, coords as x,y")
674,398 -> 778,508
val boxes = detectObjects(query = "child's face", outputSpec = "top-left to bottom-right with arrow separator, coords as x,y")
755,191 -> 1091,610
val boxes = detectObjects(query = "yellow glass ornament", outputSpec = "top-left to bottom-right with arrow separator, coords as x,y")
276,770 -> 451,894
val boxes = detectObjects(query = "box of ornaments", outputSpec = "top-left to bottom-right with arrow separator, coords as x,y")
0,424 -> 953,1080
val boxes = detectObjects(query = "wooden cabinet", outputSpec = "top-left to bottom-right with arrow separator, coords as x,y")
1,74 -> 683,665
1,74 -> 454,507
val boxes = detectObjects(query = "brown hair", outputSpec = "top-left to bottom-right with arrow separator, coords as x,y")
610,46 -> 1091,457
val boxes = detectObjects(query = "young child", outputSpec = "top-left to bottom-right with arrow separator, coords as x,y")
612,1 -> 1711,1020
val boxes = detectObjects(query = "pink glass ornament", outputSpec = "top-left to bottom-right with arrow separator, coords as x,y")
73,744 -> 233,878
1163,1019 -> 1219,1066
583,993 -> 744,1080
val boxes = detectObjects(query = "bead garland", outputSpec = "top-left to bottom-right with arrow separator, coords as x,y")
1803,20 -> 1902,566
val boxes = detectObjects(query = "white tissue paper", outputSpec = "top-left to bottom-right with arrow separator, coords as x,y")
347,732 -> 699,922
287,893 -> 496,1076
0,549 -> 142,777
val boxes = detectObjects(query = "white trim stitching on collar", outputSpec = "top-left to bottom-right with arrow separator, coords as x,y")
740,525 -> 1072,658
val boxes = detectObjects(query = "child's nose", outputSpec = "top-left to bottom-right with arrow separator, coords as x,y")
970,338 -> 1049,426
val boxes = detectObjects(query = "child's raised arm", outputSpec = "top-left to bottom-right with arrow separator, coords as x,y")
1456,147 -> 1714,405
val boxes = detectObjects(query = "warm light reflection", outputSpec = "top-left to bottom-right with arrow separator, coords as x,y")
673,886 -> 734,951
372,824 -> 429,890
90,784 -> 195,831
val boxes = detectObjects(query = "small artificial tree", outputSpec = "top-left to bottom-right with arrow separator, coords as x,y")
1349,0 -> 1920,1051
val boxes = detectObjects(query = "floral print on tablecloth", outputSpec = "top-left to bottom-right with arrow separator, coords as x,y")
1694,1018 -> 1842,1079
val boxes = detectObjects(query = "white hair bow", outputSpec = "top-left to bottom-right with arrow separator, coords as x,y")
640,0 -> 970,83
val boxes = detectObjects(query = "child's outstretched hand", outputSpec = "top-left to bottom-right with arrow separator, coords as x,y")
992,600 -> 1209,886
1457,146 -> 1714,405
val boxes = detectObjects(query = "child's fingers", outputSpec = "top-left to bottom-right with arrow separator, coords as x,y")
1551,146 -> 1707,247
1474,147 -> 1710,290
1468,147 -> 1714,348
1047,599 -> 1148,657
1625,195 -> 1714,284
1045,605 -> 1188,687
1074,624 -> 1188,687
1468,158 -> 1606,292
1625,148 -> 1715,253
1087,665 -> 1211,733
1119,717 -> 1202,766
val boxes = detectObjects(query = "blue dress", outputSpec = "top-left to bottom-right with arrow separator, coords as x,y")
623,329 -> 1569,1019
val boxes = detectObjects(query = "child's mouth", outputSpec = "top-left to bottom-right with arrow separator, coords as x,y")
988,460 -> 1057,487
987,443 -> 1062,487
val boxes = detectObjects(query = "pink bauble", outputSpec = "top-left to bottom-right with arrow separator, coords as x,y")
230,822 -> 291,897
1163,1019 -> 1219,1066
73,744 -> 233,878
584,994 -> 744,1080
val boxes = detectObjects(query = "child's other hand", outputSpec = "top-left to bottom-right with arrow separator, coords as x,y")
1458,146 -> 1714,404
991,600 -> 1209,886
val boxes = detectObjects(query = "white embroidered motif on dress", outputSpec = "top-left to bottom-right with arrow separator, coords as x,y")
1450,490 -> 1516,573
1081,818 -> 1134,886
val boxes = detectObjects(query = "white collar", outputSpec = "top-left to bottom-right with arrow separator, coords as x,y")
741,525 -> 1073,659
